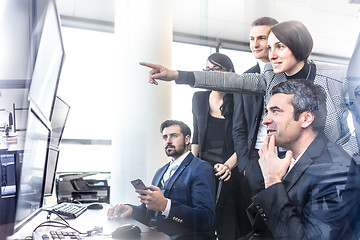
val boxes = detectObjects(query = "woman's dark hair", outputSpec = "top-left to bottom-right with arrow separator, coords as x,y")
207,53 -> 235,119
207,53 -> 235,73
221,94 -> 233,119
270,20 -> 313,62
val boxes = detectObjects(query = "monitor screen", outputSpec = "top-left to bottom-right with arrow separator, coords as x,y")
43,147 -> 59,196
14,109 -> 50,231
28,0 -> 65,121
0,151 -> 23,235
49,96 -> 70,148
1,154 -> 16,195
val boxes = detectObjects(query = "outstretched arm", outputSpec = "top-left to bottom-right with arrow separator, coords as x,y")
140,62 -> 269,96
139,62 -> 179,85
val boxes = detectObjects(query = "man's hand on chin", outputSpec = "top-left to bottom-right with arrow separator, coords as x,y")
258,135 -> 293,188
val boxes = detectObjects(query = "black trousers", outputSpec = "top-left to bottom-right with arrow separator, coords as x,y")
215,169 -> 253,239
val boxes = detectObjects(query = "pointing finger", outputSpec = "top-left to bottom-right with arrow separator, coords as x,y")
139,62 -> 159,69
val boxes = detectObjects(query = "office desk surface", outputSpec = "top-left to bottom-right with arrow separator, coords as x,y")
8,204 -> 171,240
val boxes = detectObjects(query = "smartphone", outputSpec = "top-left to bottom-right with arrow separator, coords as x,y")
131,179 -> 147,190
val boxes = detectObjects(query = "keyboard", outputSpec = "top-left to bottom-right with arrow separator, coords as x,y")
45,202 -> 87,218
33,230 -> 83,240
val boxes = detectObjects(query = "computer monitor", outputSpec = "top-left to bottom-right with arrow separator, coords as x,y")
0,154 -> 16,195
49,96 -> 70,148
0,151 -> 23,235
42,96 -> 70,196
13,108 -> 50,232
1,0 -> 64,237
43,147 -> 59,196
28,0 -> 65,121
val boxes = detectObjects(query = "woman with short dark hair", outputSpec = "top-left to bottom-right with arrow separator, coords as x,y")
270,20 -> 313,62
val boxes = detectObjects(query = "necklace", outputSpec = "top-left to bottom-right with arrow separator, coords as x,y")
305,64 -> 311,81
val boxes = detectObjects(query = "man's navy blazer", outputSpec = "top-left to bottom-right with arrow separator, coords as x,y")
130,152 -> 216,237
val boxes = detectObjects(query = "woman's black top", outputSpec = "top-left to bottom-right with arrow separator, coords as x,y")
286,61 -> 316,81
200,114 -> 229,167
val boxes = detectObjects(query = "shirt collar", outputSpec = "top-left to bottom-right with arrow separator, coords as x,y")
171,151 -> 190,166
295,150 -> 306,162
258,60 -> 267,73
290,150 -> 306,168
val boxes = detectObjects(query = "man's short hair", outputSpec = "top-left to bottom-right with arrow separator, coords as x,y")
160,120 -> 191,138
271,79 -> 327,133
251,17 -> 278,27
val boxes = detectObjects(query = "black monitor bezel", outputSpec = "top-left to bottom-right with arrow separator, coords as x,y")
13,107 -> 51,233
49,96 -> 70,148
43,146 -> 60,196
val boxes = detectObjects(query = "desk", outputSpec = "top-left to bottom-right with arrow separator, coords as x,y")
8,204 -> 171,240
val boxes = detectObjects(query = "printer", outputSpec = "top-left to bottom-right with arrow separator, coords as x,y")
56,172 -> 110,203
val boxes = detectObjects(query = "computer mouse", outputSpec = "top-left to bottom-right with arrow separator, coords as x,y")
111,224 -> 141,239
87,203 -> 103,209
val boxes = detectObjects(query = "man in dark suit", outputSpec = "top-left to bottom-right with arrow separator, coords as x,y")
232,17 -> 278,236
233,17 -> 278,195
247,79 -> 360,239
107,120 -> 216,238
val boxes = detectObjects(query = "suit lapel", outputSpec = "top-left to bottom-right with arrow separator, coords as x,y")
282,134 -> 326,192
163,153 -> 193,197
154,162 -> 170,187
245,63 -> 260,74
254,63 -> 260,73
198,92 -> 210,149
255,96 -> 264,114
282,152 -> 313,192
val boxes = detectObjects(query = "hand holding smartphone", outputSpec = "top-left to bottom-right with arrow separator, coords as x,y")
131,179 -> 147,189
131,179 -> 148,195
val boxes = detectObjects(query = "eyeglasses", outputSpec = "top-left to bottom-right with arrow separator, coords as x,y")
203,66 -> 227,71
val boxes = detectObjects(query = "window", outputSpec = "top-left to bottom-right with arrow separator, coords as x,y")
56,28 -> 256,172
56,27 -> 116,172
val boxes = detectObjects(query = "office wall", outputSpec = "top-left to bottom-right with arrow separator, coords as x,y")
0,0 -> 32,81
0,1 -> 32,129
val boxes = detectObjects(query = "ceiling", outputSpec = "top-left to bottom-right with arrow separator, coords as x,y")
56,0 -> 360,62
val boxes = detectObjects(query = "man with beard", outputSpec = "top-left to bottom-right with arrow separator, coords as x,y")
107,120 -> 216,239
246,79 -> 360,239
